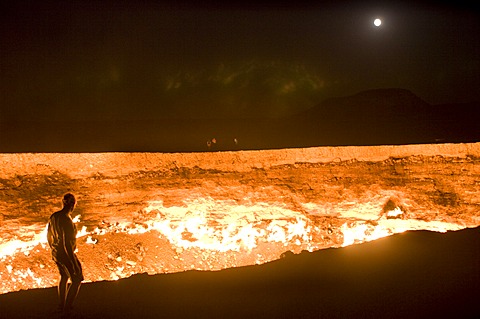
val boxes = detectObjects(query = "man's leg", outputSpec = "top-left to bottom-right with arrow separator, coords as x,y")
64,257 -> 84,311
64,279 -> 82,311
55,262 -> 69,310
57,274 -> 68,310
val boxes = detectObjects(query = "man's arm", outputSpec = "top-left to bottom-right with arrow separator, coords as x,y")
47,222 -> 53,248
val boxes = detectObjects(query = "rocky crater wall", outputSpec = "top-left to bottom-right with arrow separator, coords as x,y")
1,143 -> 480,179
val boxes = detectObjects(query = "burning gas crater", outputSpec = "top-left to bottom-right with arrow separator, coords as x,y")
0,195 -> 464,295
1,143 -> 479,295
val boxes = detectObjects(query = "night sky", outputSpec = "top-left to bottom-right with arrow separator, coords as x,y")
1,0 -> 479,122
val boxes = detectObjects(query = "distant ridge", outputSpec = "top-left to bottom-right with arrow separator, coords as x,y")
287,88 -> 480,147
300,88 -> 430,119
324,88 -> 428,105
1,88 -> 479,152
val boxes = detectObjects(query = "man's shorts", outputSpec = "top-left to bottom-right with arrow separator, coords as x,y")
54,255 -> 84,282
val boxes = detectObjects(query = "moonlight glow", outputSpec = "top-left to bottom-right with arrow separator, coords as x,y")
374,18 -> 382,27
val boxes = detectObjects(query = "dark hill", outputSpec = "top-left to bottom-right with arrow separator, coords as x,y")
0,88 -> 479,152
303,88 -> 430,121
284,88 -> 480,147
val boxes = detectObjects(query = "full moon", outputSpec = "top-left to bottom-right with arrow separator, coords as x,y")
374,18 -> 382,27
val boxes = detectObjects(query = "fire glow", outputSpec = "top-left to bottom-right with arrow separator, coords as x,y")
0,195 -> 466,294
1,143 -> 479,294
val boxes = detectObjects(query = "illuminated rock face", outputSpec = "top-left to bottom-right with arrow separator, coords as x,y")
1,143 -> 479,294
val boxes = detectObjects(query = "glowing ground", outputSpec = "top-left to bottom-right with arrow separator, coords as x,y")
1,143 -> 479,294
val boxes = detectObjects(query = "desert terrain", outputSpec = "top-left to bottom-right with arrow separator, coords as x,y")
1,142 -> 479,298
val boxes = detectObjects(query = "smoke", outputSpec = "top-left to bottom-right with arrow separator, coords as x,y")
159,61 -> 326,119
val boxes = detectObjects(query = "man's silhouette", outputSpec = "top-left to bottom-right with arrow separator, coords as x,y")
47,193 -> 84,313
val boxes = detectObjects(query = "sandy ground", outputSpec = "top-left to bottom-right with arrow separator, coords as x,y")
0,226 -> 478,319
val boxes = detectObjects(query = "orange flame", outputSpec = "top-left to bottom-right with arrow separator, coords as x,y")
0,197 -> 468,294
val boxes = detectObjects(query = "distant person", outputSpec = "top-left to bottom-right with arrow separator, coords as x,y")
211,137 -> 217,150
47,193 -> 84,313
207,137 -> 217,151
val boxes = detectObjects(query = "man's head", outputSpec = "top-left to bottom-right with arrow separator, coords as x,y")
62,193 -> 76,211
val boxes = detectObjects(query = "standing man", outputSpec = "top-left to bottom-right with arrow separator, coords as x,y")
47,193 -> 84,313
